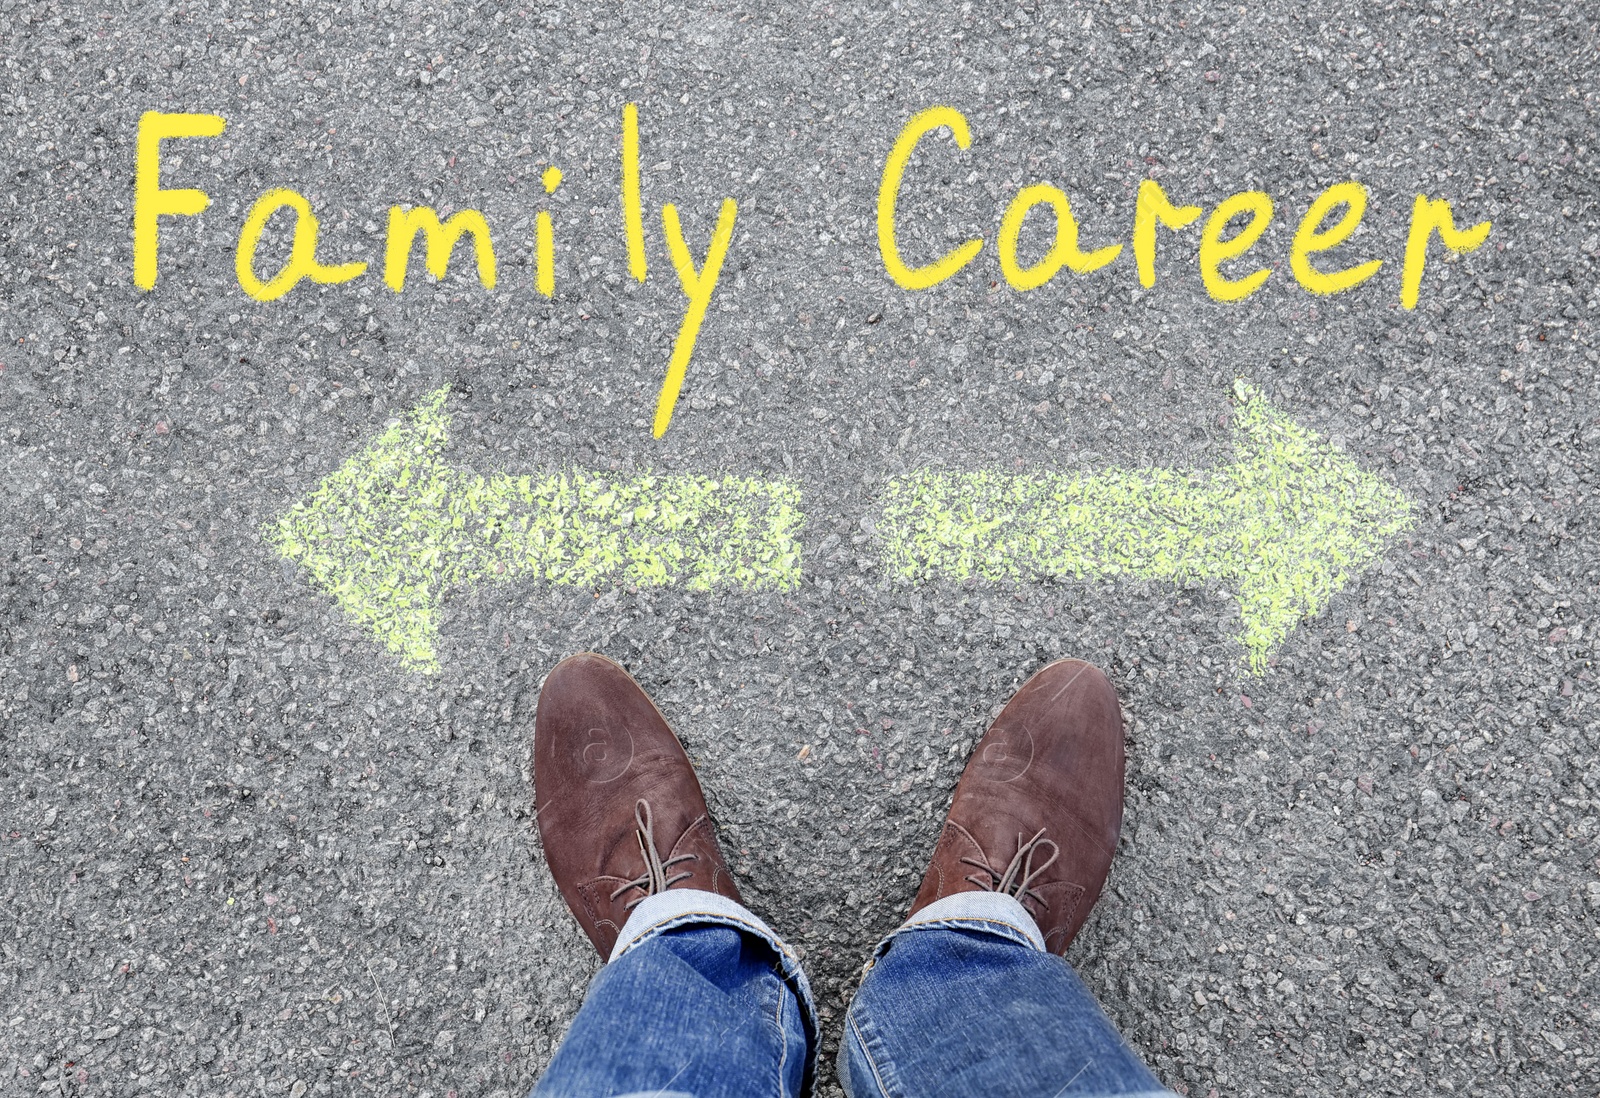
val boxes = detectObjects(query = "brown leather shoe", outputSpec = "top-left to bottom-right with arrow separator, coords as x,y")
910,658 -> 1125,954
533,652 -> 741,958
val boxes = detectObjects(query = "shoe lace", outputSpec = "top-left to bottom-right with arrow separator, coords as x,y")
961,827 -> 1059,911
608,799 -> 698,911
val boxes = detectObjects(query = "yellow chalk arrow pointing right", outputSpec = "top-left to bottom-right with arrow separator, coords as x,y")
879,381 -> 1415,671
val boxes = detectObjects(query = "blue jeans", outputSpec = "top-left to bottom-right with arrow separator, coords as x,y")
531,890 -> 1174,1098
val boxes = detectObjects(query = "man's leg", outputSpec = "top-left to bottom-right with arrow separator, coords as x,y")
534,892 -> 812,1098
840,659 -> 1174,1098
840,895 -> 1170,1098
529,654 -> 816,1098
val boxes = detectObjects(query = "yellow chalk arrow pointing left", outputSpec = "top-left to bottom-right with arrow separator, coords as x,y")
270,388 -> 804,673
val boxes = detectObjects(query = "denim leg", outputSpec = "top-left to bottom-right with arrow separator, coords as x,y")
841,894 -> 1174,1098
532,890 -> 815,1098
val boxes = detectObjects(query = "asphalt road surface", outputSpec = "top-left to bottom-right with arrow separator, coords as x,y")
3,2 -> 1598,1096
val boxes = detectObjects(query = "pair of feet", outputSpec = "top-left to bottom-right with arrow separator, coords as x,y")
532,653 -> 1124,958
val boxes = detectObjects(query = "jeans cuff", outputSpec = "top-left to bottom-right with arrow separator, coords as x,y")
886,891 -> 1046,953
610,887 -> 793,963
609,888 -> 819,1064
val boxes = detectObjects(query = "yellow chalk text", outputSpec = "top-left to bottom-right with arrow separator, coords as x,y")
384,206 -> 497,292
876,109 -> 1490,306
998,184 -> 1122,291
1401,195 -> 1492,309
622,102 -> 648,283
235,189 -> 368,302
1291,181 -> 1383,295
133,111 -> 225,290
1198,190 -> 1274,303
1133,179 -> 1204,290
537,166 -> 562,299
655,197 -> 739,438
878,106 -> 984,290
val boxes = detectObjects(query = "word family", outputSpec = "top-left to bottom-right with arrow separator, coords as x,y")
132,107 -> 731,437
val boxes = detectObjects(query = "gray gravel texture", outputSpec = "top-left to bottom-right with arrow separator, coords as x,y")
3,1 -> 1599,1095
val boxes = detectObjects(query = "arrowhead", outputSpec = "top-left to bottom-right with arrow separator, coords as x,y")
1225,380 -> 1414,671
269,387 -> 460,673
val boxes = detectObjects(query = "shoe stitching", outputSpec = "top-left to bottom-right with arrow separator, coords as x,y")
1043,887 -> 1088,953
